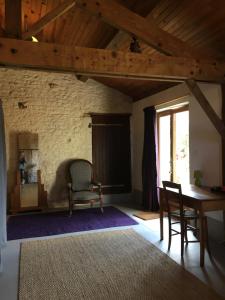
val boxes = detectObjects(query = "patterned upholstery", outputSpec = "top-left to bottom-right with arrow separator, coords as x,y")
70,160 -> 92,191
72,191 -> 99,201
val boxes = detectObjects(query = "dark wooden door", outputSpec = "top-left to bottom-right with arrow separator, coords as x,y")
91,114 -> 131,194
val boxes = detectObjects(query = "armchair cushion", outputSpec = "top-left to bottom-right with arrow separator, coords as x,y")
68,159 -> 103,215
70,160 -> 92,191
72,191 -> 100,201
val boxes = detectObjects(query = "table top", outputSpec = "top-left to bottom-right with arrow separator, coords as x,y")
159,184 -> 225,202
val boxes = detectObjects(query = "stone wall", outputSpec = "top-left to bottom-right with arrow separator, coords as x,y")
0,68 -> 132,206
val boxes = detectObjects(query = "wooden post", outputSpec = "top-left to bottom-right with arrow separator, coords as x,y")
186,79 -> 225,140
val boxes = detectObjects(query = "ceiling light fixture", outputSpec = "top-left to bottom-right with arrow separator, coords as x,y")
129,36 -> 141,53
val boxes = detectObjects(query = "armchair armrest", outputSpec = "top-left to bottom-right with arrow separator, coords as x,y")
91,181 -> 102,194
67,183 -> 73,204
92,181 -> 102,187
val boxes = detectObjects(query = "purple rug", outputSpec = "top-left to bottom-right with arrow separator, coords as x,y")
7,206 -> 138,240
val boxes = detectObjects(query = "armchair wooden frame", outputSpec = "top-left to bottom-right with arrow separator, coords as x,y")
68,159 -> 103,216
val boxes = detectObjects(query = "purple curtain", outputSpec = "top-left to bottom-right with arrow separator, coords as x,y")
142,106 -> 159,211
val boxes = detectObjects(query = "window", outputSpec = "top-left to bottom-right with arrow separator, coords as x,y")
157,105 -> 189,185
91,114 -> 131,194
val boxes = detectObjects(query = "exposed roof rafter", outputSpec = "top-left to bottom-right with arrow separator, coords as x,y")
22,0 -> 76,40
77,0 -> 215,60
186,79 -> 225,140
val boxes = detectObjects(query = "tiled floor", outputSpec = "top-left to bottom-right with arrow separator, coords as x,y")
0,204 -> 225,300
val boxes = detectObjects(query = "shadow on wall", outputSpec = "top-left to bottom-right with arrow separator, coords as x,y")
48,159 -> 76,206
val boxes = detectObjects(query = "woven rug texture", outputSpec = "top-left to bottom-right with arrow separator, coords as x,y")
19,229 -> 223,300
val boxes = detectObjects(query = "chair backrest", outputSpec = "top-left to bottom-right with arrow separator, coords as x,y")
162,181 -> 184,215
69,159 -> 93,191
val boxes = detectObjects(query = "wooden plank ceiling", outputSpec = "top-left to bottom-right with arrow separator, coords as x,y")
0,0 -> 225,101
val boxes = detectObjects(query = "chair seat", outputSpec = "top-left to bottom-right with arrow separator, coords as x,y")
72,191 -> 100,201
171,209 -> 198,219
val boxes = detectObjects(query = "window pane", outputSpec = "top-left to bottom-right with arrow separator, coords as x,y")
174,111 -> 189,184
159,115 -> 171,183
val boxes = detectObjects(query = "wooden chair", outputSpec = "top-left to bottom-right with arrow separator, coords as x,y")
68,159 -> 103,216
162,181 -> 210,257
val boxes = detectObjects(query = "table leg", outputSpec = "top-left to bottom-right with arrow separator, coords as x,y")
199,208 -> 205,267
160,199 -> 164,240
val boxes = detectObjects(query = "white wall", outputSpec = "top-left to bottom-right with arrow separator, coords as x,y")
132,82 -> 223,223
189,83 -> 223,223
189,83 -> 222,187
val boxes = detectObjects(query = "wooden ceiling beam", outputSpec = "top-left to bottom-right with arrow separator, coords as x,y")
77,0 -> 212,59
186,79 -> 225,140
22,0 -> 76,40
105,3 -> 216,60
5,0 -> 22,38
0,38 -> 224,82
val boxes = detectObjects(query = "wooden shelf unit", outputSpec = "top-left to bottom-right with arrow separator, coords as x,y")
10,133 -> 47,214
11,169 -> 47,214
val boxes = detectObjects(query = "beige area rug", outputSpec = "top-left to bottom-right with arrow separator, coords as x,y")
19,229 -> 223,300
133,211 -> 160,220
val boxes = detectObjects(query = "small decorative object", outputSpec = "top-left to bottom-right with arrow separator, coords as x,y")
194,170 -> 203,187
19,151 -> 27,184
129,36 -> 141,53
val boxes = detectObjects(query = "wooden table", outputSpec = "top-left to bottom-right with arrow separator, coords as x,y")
159,185 -> 225,267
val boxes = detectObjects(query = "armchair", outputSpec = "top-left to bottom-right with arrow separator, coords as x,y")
68,159 -> 103,216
